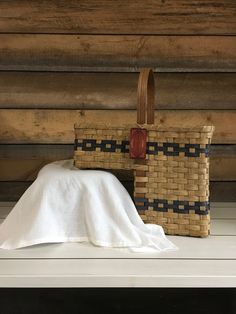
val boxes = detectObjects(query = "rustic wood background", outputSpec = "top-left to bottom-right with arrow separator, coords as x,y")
0,0 -> 235,201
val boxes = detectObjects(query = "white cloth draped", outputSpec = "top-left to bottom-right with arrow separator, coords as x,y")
0,160 -> 177,252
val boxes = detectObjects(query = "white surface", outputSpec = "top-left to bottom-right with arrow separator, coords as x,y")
0,202 -> 235,287
0,160 -> 176,252
0,259 -> 235,288
0,236 -> 235,259
211,219 -> 236,235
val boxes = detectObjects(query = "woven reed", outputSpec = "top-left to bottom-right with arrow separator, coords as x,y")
74,69 -> 214,237
74,124 -> 214,237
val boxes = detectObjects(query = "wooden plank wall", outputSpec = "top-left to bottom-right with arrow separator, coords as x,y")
0,0 -> 235,201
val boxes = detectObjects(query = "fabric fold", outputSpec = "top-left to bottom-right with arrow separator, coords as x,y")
0,160 -> 177,252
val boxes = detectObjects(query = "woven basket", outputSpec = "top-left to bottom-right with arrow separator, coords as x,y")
74,69 -> 214,237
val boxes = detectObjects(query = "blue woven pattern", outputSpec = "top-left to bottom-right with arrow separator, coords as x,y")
75,139 -> 210,157
134,198 -> 209,215
75,139 -> 129,153
147,142 -> 210,157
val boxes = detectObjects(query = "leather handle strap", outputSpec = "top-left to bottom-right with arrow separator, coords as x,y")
137,68 -> 155,125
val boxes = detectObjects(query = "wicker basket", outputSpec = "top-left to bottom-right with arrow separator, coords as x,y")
74,69 -> 214,237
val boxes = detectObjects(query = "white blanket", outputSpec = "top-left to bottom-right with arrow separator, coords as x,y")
0,160 -> 177,252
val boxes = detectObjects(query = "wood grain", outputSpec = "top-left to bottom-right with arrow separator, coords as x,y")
0,144 -> 74,160
0,1 -> 235,34
0,35 -> 236,71
0,72 -> 235,110
0,109 -> 235,144
0,182 -> 32,201
0,160 -> 49,181
209,145 -> 236,181
0,145 -> 235,181
210,182 -> 236,202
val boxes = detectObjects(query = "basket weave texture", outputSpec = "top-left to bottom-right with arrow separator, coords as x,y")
74,69 -> 214,237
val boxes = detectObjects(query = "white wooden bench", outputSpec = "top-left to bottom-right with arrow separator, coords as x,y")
0,202 -> 235,288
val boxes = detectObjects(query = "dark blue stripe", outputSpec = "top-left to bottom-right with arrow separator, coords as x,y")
134,197 -> 209,215
75,139 -> 210,158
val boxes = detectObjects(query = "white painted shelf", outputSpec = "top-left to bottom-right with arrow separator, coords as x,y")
0,202 -> 235,288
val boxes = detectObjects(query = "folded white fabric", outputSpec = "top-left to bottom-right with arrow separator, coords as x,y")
0,160 -> 177,252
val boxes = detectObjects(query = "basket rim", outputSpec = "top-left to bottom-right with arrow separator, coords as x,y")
74,123 -> 215,133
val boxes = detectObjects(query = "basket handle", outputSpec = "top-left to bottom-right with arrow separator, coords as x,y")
137,68 -> 155,125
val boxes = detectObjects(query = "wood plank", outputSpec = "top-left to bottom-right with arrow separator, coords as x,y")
210,182 -> 236,202
0,259 -> 235,287
0,144 -> 74,160
0,1 -> 235,34
0,160 -> 51,181
0,182 -> 32,201
0,234 -> 235,259
0,201 -> 15,208
0,204 -> 14,219
211,204 -> 236,219
212,202 -> 236,209
211,145 -> 236,157
210,145 -> 236,181
0,109 -> 235,144
1,35 -> 236,72
0,72 -> 236,109
211,219 -> 236,236
0,145 -> 235,181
